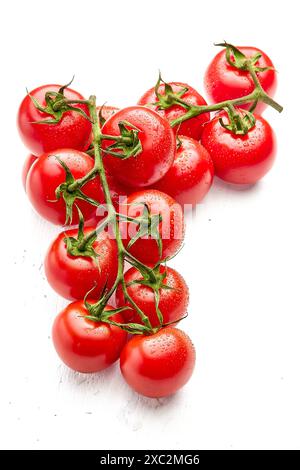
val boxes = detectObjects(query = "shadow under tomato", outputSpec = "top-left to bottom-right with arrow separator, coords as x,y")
138,392 -> 182,409
57,361 -> 119,390
121,379 -> 184,409
213,177 -> 259,192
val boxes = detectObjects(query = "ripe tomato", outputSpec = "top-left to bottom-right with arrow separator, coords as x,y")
120,327 -> 195,398
204,47 -> 277,114
53,302 -> 127,373
138,82 -> 210,140
22,154 -> 38,190
26,149 -> 101,225
17,84 -> 92,156
201,113 -> 276,185
85,171 -> 129,228
97,105 -> 119,125
101,106 -> 176,187
89,106 -> 120,144
116,265 -> 189,328
119,190 -> 184,265
154,136 -> 214,206
45,227 -> 119,300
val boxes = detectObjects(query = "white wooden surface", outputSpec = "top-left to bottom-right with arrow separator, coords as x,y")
1,0 -> 299,450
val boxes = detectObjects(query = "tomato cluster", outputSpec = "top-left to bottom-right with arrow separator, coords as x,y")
18,43 -> 282,399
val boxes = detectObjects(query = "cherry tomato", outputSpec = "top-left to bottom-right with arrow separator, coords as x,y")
86,104 -> 129,224
201,113 -> 276,185
45,227 -> 119,301
116,266 -> 189,328
97,105 -> 119,125
101,106 -> 176,187
26,149 -> 101,225
138,82 -> 210,140
85,171 -> 129,228
154,136 -> 214,206
17,84 -> 92,156
204,47 -> 277,114
120,327 -> 195,398
53,302 -> 127,373
22,154 -> 38,190
119,190 -> 184,265
89,106 -> 120,143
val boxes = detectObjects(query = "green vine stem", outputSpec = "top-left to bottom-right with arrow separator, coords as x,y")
167,49 -> 282,129
170,85 -> 282,128
41,46 -> 283,333
82,95 -> 153,331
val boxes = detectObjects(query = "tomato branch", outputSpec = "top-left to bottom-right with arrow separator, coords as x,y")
169,45 -> 283,130
73,95 -> 162,332
170,87 -> 282,129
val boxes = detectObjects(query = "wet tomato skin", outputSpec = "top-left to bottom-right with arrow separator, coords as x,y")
26,149 -> 101,225
45,227 -> 119,301
22,154 -> 38,190
119,189 -> 184,265
97,105 -> 119,125
52,302 -> 127,373
120,327 -> 195,398
85,171 -> 129,228
201,113 -> 276,185
101,106 -> 176,188
17,84 -> 92,156
204,46 -> 277,114
154,136 -> 214,206
138,82 -> 210,140
116,265 -> 189,328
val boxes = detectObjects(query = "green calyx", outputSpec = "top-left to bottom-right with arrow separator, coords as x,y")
126,262 -> 173,328
128,262 -> 170,292
102,121 -> 142,160
215,42 -> 274,74
64,206 -> 98,259
84,286 -> 152,335
219,106 -> 256,135
98,103 -> 107,127
125,203 -> 163,259
152,72 -> 190,110
28,77 -> 91,124
84,305 -> 128,324
54,157 -> 99,225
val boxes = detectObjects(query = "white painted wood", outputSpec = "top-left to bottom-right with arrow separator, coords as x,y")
0,0 -> 299,450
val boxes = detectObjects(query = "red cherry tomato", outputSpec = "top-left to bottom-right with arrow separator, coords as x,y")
85,171 -> 129,228
119,190 -> 184,265
26,149 -> 101,225
105,172 -> 128,205
53,302 -> 127,373
101,106 -> 176,187
45,227 -> 119,301
120,327 -> 195,398
116,265 -> 189,328
97,105 -> 119,125
154,136 -> 214,206
22,154 -> 38,190
89,106 -> 120,144
17,84 -> 92,156
138,82 -> 210,140
201,112 -> 276,185
204,47 -> 277,114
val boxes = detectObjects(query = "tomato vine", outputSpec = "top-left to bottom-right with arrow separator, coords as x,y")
24,43 -> 283,342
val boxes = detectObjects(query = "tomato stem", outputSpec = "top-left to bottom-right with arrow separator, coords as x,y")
170,61 -> 283,129
67,167 -> 98,192
55,48 -> 283,330
78,95 -> 154,331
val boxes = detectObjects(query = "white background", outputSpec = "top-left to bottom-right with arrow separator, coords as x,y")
0,0 -> 299,451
